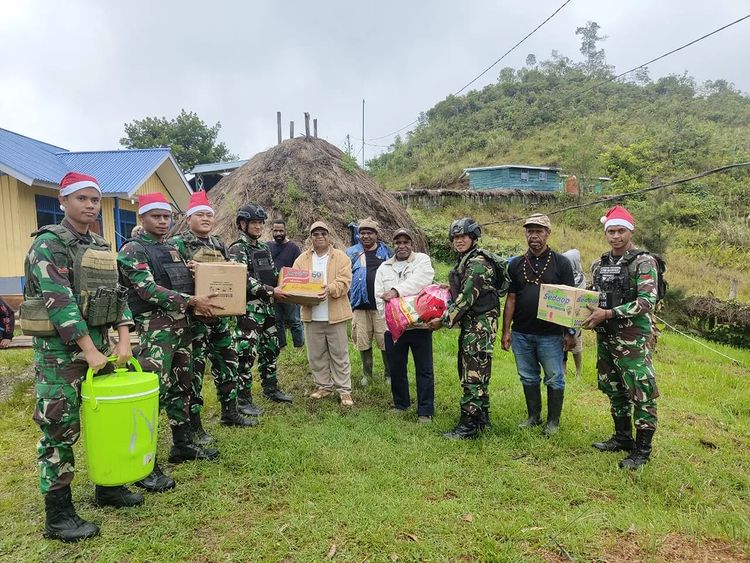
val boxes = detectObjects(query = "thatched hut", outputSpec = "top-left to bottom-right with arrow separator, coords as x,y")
206,137 -> 427,250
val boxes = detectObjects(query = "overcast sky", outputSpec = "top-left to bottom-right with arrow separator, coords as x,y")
1,0 -> 748,166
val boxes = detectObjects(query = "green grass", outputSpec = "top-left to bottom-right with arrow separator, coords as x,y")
0,330 -> 748,561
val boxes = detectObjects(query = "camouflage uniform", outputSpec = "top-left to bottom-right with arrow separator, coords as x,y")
25,219 -> 133,494
591,250 -> 659,431
117,232 -> 193,429
442,246 -> 503,418
228,232 -> 281,396
169,231 -> 238,411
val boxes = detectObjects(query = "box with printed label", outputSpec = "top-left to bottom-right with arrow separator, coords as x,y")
194,262 -> 247,316
537,284 -> 600,328
277,267 -> 325,306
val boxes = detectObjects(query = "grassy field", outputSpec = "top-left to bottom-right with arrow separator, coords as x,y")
0,326 -> 748,561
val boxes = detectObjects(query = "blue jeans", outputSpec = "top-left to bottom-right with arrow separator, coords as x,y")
274,302 -> 304,348
511,331 -> 565,390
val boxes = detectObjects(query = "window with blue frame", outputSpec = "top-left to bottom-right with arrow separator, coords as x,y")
117,210 -> 137,248
35,195 -> 65,228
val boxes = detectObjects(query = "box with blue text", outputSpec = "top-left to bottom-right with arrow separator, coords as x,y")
536,284 -> 600,328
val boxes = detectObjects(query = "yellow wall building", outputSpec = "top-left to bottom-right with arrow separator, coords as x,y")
0,127 -> 192,299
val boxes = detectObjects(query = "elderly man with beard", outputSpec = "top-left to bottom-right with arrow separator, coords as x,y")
375,229 -> 435,422
267,219 -> 304,349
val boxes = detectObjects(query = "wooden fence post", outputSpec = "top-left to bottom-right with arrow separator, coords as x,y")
313,118 -> 318,138
290,121 -> 294,139
277,111 -> 282,144
304,112 -> 310,138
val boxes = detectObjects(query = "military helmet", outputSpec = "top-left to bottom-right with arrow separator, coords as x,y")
236,204 -> 267,226
449,217 -> 481,240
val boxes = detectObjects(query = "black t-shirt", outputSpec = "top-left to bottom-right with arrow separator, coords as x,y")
508,248 -> 575,336
356,250 -> 385,310
267,240 -> 302,271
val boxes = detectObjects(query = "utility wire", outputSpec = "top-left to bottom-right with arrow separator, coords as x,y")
480,161 -> 750,227
654,315 -> 745,366
366,0 -> 574,142
454,0 -> 573,95
571,13 -> 750,98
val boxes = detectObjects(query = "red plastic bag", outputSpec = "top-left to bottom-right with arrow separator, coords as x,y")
414,285 -> 451,322
385,296 -> 419,342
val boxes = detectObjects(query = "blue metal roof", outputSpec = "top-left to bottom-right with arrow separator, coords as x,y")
0,127 -> 179,195
59,149 -> 171,194
189,159 -> 247,175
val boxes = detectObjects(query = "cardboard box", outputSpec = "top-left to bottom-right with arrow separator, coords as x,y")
277,267 -> 325,306
537,284 -> 600,328
195,262 -> 248,316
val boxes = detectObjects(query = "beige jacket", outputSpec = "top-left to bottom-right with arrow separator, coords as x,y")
293,247 -> 353,324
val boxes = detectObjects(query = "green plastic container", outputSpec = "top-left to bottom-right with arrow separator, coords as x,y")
80,357 -> 159,486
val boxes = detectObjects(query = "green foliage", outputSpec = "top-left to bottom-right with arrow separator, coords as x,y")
120,109 -> 238,172
340,153 -> 358,174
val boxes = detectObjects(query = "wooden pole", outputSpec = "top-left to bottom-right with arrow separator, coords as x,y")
304,112 -> 310,138
313,118 -> 318,138
729,278 -> 738,300
361,99 -> 365,167
290,121 -> 294,139
276,111 -> 282,145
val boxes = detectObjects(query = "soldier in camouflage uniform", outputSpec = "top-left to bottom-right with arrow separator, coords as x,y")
23,172 -> 142,542
169,191 -> 256,441
429,218 -> 509,439
229,204 -> 293,410
118,193 -> 220,489
583,205 -> 659,470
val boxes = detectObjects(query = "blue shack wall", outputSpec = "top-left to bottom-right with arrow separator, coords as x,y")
468,168 -> 560,191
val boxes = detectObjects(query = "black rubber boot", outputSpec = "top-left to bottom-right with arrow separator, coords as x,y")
518,385 -> 543,428
237,390 -> 263,416
190,411 -> 214,446
543,387 -> 564,436
220,401 -> 258,427
442,411 -> 481,440
168,425 -> 219,464
381,350 -> 391,381
619,428 -> 655,470
262,381 -> 293,403
134,461 -> 176,493
477,407 -> 491,431
43,486 -> 100,542
592,414 -> 634,452
94,485 -> 144,508
359,349 -> 373,387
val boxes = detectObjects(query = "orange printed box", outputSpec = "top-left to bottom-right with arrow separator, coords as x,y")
277,267 -> 325,306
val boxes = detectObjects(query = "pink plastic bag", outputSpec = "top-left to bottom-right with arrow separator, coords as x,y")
414,284 -> 451,322
385,284 -> 451,341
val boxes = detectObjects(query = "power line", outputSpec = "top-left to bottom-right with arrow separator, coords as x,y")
454,0 -> 573,95
569,13 -> 750,99
480,161 -> 750,227
366,0 -> 573,142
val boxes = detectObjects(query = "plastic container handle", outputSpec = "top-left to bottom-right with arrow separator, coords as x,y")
85,356 -> 143,385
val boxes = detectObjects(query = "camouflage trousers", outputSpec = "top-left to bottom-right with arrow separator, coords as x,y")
135,316 -> 192,428
597,332 -> 659,431
191,317 -> 238,412
457,312 -> 498,415
31,334 -> 112,494
234,310 -> 280,394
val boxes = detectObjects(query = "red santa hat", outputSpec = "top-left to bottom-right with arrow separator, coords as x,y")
59,172 -> 101,196
186,190 -> 214,217
138,193 -> 172,215
601,205 -> 634,231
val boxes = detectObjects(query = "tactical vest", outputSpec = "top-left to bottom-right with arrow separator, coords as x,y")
183,235 -> 228,263
592,251 -> 643,333
122,239 -> 195,315
449,248 -> 500,315
21,224 -> 124,336
231,240 -> 277,287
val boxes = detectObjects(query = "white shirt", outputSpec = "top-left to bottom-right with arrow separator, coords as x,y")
310,251 -> 330,321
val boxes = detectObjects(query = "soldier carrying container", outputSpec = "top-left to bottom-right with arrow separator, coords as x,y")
583,205 -> 661,470
169,191 -> 257,445
229,204 -> 293,413
428,218 -> 509,439
118,192 -> 221,491
22,172 -> 139,542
